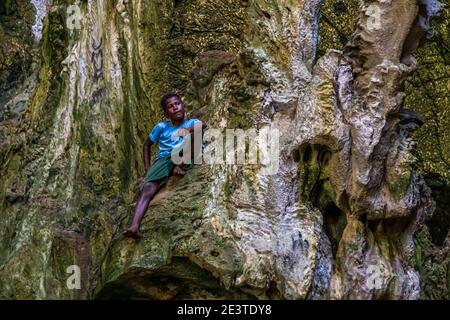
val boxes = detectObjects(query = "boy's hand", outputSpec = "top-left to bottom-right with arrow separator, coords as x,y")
173,128 -> 191,137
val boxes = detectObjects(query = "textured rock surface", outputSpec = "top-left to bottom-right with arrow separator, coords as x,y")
0,0 -> 448,299
318,0 -> 449,299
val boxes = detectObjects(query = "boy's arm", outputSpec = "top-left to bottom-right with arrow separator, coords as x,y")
143,138 -> 154,172
174,121 -> 207,137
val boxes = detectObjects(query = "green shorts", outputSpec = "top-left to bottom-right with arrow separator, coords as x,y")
144,154 -> 193,186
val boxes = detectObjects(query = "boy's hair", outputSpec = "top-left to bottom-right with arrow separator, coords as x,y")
160,93 -> 182,111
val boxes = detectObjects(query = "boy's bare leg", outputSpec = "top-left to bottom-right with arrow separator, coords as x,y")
123,181 -> 160,238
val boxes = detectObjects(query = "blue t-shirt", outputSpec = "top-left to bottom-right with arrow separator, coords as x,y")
149,118 -> 199,160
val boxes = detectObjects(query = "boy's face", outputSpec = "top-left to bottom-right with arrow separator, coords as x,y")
164,96 -> 185,122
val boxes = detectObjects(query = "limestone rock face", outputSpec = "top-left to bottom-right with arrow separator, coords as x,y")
0,0 -> 447,299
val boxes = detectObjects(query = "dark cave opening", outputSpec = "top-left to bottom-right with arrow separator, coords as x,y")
367,219 -> 380,233
266,281 -> 284,299
0,0 -> 16,16
94,258 -> 256,300
95,273 -> 256,300
424,175 -> 450,247
303,144 -> 313,163
297,143 -> 347,259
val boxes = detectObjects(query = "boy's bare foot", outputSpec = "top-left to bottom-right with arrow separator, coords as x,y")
123,225 -> 140,239
172,165 -> 186,176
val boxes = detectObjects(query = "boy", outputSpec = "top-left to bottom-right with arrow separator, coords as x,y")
123,93 -> 206,238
